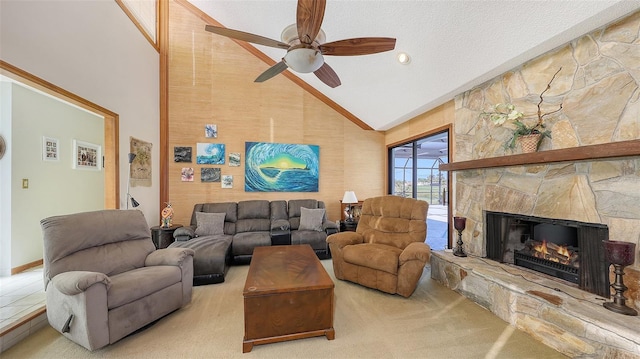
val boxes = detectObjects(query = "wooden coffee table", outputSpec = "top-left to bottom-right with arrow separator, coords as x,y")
243,245 -> 335,353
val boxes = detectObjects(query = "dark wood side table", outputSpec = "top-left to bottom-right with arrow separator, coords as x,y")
340,220 -> 358,232
150,224 -> 182,249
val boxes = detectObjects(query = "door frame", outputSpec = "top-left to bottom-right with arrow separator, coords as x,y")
387,124 -> 452,248
1,60 -> 119,208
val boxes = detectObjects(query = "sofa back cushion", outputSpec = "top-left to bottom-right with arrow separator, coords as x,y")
190,202 -> 237,235
41,209 -> 155,289
357,196 -> 428,249
236,200 -> 270,233
288,199 -> 325,230
270,200 -> 288,221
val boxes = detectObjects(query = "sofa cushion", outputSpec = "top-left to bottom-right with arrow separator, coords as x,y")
169,235 -> 232,277
342,243 -> 403,275
195,212 -> 226,236
299,207 -> 325,232
107,266 -> 181,309
232,232 -> 271,256
190,202 -> 237,235
237,200 -> 270,220
291,230 -> 327,251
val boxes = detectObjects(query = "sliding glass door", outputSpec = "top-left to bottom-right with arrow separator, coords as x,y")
388,130 -> 449,250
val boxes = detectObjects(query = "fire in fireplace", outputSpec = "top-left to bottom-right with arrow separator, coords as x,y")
523,239 -> 578,266
485,211 -> 610,297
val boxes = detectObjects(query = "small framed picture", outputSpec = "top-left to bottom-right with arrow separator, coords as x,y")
42,136 -> 59,162
205,124 -> 217,138
181,167 -> 194,182
201,168 -> 221,182
174,146 -> 192,162
73,140 -> 101,170
222,175 -> 233,188
229,152 -> 241,166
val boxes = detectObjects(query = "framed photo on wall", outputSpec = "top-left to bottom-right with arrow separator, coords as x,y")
73,139 -> 101,170
42,136 -> 59,162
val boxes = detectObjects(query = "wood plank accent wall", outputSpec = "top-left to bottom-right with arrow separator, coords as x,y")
167,1 -> 385,226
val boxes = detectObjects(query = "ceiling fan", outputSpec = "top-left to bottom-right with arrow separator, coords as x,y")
204,0 -> 396,88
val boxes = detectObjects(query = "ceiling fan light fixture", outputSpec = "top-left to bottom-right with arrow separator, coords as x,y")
283,47 -> 324,73
397,52 -> 411,65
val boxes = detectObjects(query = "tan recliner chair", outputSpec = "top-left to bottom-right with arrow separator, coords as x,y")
327,196 -> 430,297
41,209 -> 195,351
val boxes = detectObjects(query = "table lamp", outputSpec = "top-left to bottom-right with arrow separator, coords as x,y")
342,191 -> 358,222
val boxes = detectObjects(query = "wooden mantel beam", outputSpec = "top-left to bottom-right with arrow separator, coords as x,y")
440,140 -> 640,171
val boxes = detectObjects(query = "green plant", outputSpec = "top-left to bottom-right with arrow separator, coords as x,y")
481,68 -> 563,150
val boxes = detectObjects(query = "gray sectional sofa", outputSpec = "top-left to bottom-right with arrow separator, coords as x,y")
169,199 -> 337,285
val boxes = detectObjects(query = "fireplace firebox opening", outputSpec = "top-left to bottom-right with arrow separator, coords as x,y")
485,211 -> 610,297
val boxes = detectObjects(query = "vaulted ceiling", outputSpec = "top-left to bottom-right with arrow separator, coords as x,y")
190,1 -> 640,131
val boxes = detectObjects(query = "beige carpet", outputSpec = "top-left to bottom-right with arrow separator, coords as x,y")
3,260 -> 566,359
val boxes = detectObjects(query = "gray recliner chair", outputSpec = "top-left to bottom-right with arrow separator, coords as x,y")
41,209 -> 194,351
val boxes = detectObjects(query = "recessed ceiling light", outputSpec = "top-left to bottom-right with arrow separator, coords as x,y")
397,52 -> 411,65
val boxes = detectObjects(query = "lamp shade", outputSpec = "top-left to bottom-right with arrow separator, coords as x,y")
283,47 -> 324,73
342,191 -> 358,204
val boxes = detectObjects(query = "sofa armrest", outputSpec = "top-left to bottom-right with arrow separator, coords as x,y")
399,242 -> 431,265
145,247 -> 195,267
323,220 -> 338,235
50,271 -> 111,295
270,219 -> 290,231
174,226 -> 196,241
326,231 -> 364,249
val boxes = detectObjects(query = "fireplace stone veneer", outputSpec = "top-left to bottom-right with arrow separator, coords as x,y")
431,251 -> 640,358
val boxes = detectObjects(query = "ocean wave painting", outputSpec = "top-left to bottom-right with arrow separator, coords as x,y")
197,143 -> 225,164
245,142 -> 319,192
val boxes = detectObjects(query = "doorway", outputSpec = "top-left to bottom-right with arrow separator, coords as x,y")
388,130 -> 449,250
0,61 -> 119,275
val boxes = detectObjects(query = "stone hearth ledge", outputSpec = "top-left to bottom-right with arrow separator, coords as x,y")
430,250 -> 640,358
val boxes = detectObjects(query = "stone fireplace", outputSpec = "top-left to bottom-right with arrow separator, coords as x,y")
432,10 -> 640,358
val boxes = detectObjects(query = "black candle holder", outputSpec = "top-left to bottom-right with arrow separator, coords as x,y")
453,216 -> 467,257
602,240 -> 637,316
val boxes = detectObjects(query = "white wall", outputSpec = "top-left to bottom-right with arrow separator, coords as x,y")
4,83 -> 105,270
0,0 -> 160,265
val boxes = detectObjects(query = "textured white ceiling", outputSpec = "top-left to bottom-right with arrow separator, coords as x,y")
189,0 -> 640,131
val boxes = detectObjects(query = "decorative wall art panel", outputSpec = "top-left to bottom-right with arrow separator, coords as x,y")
174,146 -> 192,162
201,168 -> 221,182
197,143 -> 225,164
181,167 -> 194,182
222,175 -> 233,188
245,142 -> 319,192
205,124 -> 218,138
229,152 -> 241,166
130,137 -> 152,186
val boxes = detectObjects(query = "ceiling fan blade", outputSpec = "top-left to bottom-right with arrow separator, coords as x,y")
314,63 -> 341,88
297,0 -> 326,44
319,37 -> 397,56
255,61 -> 289,83
205,25 -> 289,50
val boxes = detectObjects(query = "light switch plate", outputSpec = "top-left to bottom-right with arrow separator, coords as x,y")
22,178 -> 29,189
